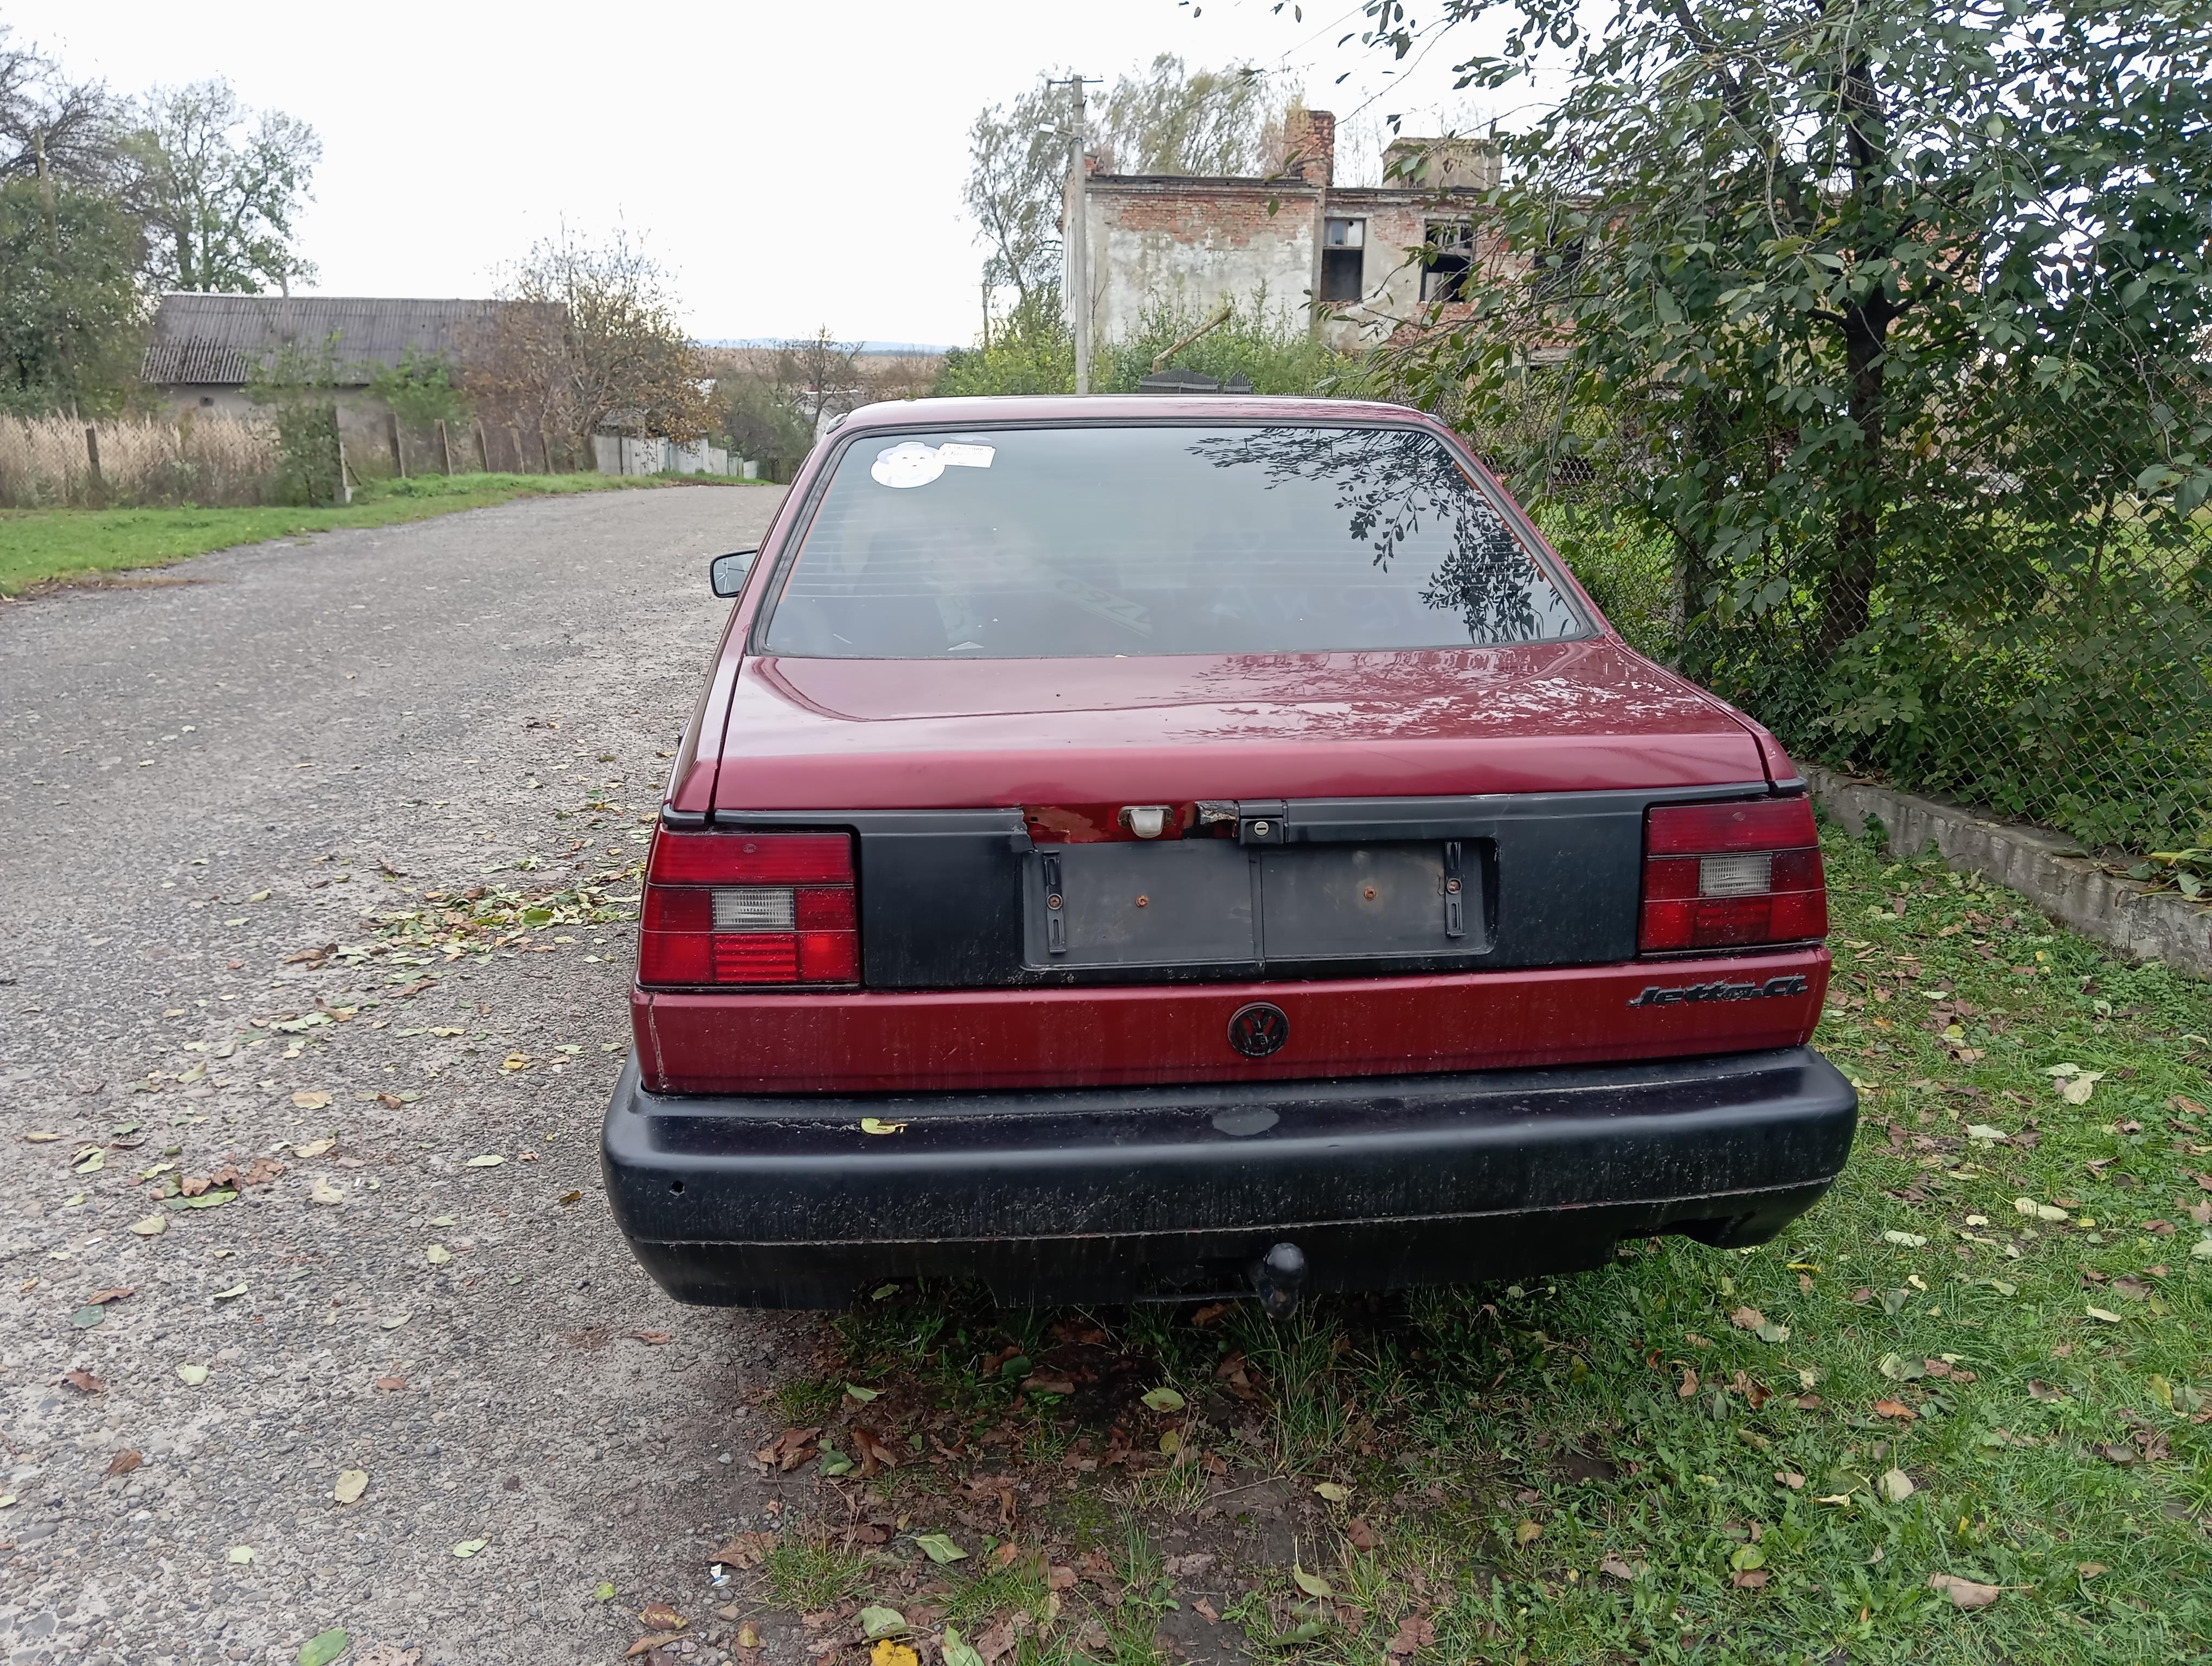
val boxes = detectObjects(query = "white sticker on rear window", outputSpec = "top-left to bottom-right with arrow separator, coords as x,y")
871,441 -> 944,488
870,440 -> 995,488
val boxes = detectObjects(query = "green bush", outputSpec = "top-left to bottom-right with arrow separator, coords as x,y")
933,292 -> 1350,399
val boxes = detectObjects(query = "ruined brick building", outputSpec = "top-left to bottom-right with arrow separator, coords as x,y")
1078,110 -> 1503,352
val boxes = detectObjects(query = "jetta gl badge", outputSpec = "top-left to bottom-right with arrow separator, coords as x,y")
1227,1002 -> 1289,1058
1628,975 -> 1810,1008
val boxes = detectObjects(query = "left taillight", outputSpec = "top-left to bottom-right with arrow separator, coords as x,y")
1639,797 -> 1827,953
638,829 -> 858,987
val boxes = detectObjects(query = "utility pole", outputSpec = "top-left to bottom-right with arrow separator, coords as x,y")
1049,76 -> 1098,394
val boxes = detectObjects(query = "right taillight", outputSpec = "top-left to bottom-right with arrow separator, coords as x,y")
638,828 -> 858,986
1639,797 -> 1827,953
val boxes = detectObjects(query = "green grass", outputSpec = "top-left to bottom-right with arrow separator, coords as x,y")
742,824 -> 2211,1666
0,470 -> 766,597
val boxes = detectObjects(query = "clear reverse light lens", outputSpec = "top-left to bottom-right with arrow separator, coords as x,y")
712,887 -> 796,931
1697,853 -> 1773,896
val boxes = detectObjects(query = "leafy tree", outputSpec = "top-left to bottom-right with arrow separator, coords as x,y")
962,59 -> 1279,311
1364,0 -> 2212,847
0,24 -> 126,190
124,78 -> 319,293
0,176 -> 145,415
247,338 -> 343,505
466,226 -> 709,465
367,347 -> 470,430
1098,55 -> 1274,176
964,81 -> 1069,309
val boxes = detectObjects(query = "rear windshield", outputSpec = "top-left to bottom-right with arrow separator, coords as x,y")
758,423 -> 1587,658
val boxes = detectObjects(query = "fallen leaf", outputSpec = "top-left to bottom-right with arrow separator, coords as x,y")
177,1363 -> 209,1386
426,1245 -> 451,1265
1775,1470 -> 1806,1490
1599,1553 -> 1642,1581
1191,1301 -> 1231,1327
914,1532 -> 967,1564
501,1053 -> 529,1072
626,1636 -> 684,1660
1021,1374 -> 1075,1395
859,1118 -> 907,1136
941,1625 -> 983,1666
1927,1572 -> 2002,1609
594,1582 -> 618,1602
23,1131 -> 61,1143
373,1375 -> 407,1392
870,1642 -> 919,1666
1873,1399 -> 1917,1421
335,1469 -> 369,1504
298,1629 -> 350,1666
1386,1614 -> 1436,1655
1877,1468 -> 1914,1503
2077,1562 -> 2107,1580
2085,1305 -> 2122,1324
381,1312 -> 410,1329
1346,1516 -> 1379,1550
1314,1481 -> 1351,1502
63,1368 -> 104,1394
128,1214 -> 168,1236
212,1283 -> 248,1301
1729,1306 -> 1767,1332
736,1624 -> 762,1649
105,1449 -> 143,1478
295,1138 -> 337,1158
308,1176 -> 346,1205
1883,1229 -> 1929,1248
452,1537 -> 487,1556
1141,1386 -> 1187,1413
228,1545 -> 254,1563
464,1154 -> 503,1167
292,1090 -> 332,1110
844,1382 -> 880,1402
857,1606 -> 906,1639
1731,1568 -> 1770,1589
1292,1564 -> 1334,1597
1514,1519 -> 1542,1546
1677,1368 -> 1699,1398
559,1189 -> 582,1205
639,1601 -> 687,1630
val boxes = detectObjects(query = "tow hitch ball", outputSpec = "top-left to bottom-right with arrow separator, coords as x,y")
1252,1242 -> 1308,1319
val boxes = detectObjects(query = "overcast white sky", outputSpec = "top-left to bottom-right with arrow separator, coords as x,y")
7,0 -> 1512,345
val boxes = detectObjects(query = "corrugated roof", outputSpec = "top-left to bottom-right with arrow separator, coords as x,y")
140,294 -> 543,387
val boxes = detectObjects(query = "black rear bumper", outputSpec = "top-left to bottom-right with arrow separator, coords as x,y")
601,1048 -> 1856,1308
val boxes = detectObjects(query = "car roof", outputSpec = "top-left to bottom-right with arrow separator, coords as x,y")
836,394 -> 1438,430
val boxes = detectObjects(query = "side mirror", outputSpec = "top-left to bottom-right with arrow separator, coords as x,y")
708,549 -> 757,598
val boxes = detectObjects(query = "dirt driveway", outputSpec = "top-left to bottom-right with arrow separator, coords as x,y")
0,485 -> 817,1665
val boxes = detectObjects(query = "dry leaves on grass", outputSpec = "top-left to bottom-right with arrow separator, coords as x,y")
1386,1615 -> 1436,1656
1873,1398 -> 1918,1421
755,1427 -> 820,1471
1928,1572 -> 2004,1609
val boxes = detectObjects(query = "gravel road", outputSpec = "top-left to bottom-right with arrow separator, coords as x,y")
0,485 -> 812,1666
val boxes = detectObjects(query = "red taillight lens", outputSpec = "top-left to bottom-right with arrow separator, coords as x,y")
638,829 -> 859,986
1640,798 -> 1827,953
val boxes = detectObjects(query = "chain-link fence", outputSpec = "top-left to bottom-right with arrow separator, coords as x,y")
0,413 -> 281,508
1491,361 -> 2212,857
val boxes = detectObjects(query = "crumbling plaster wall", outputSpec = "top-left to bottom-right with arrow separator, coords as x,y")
1086,183 -> 1322,343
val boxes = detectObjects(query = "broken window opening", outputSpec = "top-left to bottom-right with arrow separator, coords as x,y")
1422,221 -> 1475,303
1321,218 -> 1366,303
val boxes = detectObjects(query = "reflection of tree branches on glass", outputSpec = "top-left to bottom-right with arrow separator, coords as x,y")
1187,427 -> 1564,644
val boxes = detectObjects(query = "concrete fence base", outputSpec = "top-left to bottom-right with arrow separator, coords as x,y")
1803,766 -> 2212,979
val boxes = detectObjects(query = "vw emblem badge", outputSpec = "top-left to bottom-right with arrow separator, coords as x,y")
1226,1001 -> 1289,1059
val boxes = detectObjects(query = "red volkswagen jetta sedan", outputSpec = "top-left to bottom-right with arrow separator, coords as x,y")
602,397 -> 1855,1310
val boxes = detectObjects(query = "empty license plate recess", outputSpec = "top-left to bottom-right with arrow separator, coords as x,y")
1028,840 -> 1487,970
